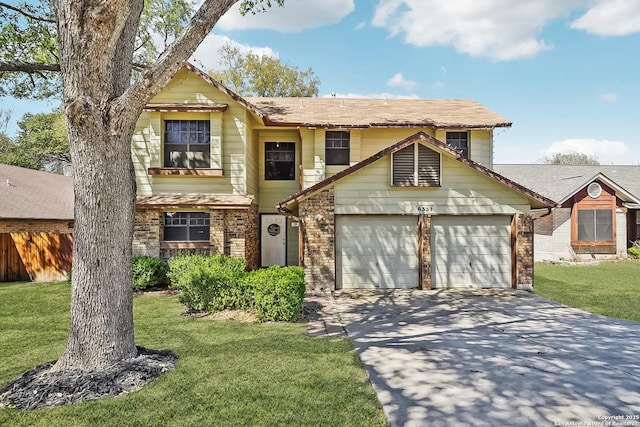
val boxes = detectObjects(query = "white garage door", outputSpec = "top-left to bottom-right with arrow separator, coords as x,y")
337,216 -> 418,289
432,216 -> 512,288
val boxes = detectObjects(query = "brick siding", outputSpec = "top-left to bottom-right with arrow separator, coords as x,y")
0,219 -> 73,234
515,213 -> 534,287
299,188 -> 335,290
133,204 -> 259,269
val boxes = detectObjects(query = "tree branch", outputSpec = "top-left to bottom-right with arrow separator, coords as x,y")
112,0 -> 238,120
0,1 -> 56,23
0,61 -> 60,72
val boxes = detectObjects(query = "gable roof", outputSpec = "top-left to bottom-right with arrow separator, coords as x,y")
494,165 -> 640,204
277,132 -> 555,211
0,164 -> 74,220
163,64 -> 511,130
245,97 -> 512,129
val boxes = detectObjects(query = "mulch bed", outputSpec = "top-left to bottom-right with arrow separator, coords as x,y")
0,347 -> 177,410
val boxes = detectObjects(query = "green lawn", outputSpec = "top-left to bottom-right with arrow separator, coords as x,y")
0,282 -> 387,427
534,261 -> 640,323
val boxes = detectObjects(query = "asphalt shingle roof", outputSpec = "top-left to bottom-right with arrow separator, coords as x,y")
494,164 -> 640,203
246,97 -> 512,129
0,164 -> 73,220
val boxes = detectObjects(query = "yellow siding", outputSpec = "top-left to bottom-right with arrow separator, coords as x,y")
132,68 -> 251,196
435,129 -> 492,168
257,130 -> 300,213
246,121 -> 260,197
359,128 -> 435,159
333,149 -> 530,215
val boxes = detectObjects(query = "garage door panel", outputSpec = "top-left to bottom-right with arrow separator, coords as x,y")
337,216 -> 418,289
432,216 -> 512,289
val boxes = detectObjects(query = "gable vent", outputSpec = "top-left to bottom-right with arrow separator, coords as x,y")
392,143 -> 440,187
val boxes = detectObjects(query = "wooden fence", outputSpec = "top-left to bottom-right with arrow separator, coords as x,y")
0,232 -> 73,282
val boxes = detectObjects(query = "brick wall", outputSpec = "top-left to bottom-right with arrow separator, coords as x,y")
0,219 -> 73,234
299,188 -> 335,290
419,215 -> 432,290
515,213 -> 534,287
133,209 -> 160,257
133,204 -> 259,269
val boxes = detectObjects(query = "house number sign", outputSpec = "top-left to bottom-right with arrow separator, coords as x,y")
417,206 -> 434,213
267,223 -> 281,236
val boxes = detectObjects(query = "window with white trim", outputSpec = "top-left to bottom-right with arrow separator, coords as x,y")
325,131 -> 350,165
164,120 -> 211,168
163,212 -> 210,241
392,143 -> 440,187
446,131 -> 469,158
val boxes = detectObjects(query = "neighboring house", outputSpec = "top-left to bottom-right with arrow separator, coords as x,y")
132,64 -> 554,290
0,164 -> 74,282
495,165 -> 640,261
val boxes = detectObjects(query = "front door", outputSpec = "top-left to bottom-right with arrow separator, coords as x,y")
261,214 -> 287,267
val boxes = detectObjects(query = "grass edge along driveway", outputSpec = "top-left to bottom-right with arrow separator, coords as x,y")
534,261 -> 640,323
0,281 -> 387,427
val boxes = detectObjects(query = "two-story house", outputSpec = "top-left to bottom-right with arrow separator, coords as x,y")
132,64 -> 554,290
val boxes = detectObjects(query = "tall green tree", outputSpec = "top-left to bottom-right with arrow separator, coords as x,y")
210,42 -> 320,96
539,152 -> 600,165
0,0 -> 194,98
0,109 -> 70,173
0,0 -> 285,373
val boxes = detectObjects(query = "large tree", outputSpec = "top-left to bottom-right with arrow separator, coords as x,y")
539,152 -> 600,165
210,42 -> 320,96
0,0 -> 283,372
0,109 -> 70,173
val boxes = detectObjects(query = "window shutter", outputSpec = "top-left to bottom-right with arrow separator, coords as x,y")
392,145 -> 415,186
417,144 -> 440,186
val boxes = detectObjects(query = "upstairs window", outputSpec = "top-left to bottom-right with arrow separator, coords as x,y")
164,120 -> 210,168
325,131 -> 350,165
265,142 -> 295,180
446,131 -> 469,158
577,209 -> 613,242
392,143 -> 440,187
163,212 -> 210,241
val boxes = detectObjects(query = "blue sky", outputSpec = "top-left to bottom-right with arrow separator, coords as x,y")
3,0 -> 640,165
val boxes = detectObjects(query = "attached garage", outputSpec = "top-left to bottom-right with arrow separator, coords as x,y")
278,132 -> 554,291
336,215 -> 418,289
432,216 -> 512,288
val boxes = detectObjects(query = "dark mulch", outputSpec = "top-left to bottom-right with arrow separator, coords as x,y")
0,347 -> 177,410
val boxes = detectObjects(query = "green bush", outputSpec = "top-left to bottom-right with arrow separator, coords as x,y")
167,255 -> 247,312
628,247 -> 640,259
132,256 -> 168,291
246,266 -> 305,321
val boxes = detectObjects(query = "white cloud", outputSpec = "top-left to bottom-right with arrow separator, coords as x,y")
191,34 -> 278,71
601,91 -> 618,103
542,138 -> 633,164
570,0 -> 640,36
387,72 -> 417,90
371,0 -> 587,61
217,0 -> 355,32
355,21 -> 366,30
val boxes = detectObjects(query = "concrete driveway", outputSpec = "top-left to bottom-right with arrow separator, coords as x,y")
333,290 -> 640,427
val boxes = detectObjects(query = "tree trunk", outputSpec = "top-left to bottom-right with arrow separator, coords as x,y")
51,0 -> 143,371
49,0 -> 241,372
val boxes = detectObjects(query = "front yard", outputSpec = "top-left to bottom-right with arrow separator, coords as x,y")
0,281 -> 387,427
534,261 -> 640,323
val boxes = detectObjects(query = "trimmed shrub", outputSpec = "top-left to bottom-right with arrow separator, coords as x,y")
132,256 -> 168,291
246,266 -> 305,321
167,255 -> 247,312
628,247 -> 640,259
